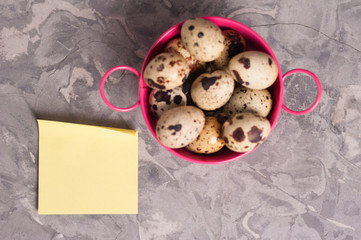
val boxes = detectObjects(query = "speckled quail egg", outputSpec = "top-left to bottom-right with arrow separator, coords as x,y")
181,18 -> 225,62
191,70 -> 234,111
165,38 -> 206,73
186,116 -> 225,154
228,51 -> 278,89
222,86 -> 273,117
149,86 -> 187,118
212,30 -> 247,70
222,112 -> 271,153
144,52 -> 190,90
156,106 -> 205,149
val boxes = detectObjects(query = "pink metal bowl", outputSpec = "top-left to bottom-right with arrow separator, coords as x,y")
100,16 -> 322,164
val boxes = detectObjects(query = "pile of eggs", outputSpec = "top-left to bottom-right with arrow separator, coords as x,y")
144,18 -> 278,154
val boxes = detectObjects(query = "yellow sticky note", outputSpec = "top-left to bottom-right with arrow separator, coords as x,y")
37,120 -> 138,215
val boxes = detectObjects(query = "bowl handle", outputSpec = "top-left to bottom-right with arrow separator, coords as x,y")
99,66 -> 140,112
281,69 -> 322,115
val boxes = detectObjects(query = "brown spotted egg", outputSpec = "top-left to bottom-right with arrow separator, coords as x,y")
144,52 -> 190,90
222,86 -> 273,117
212,30 -> 247,70
191,70 -> 234,111
149,86 -> 187,118
228,51 -> 278,89
165,38 -> 205,73
222,112 -> 271,153
181,18 -> 225,62
186,117 -> 225,154
156,106 -> 205,149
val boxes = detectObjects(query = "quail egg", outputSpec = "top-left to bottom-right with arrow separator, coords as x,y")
222,112 -> 271,152
222,86 -> 273,117
186,116 -> 225,154
144,52 -> 190,90
191,70 -> 234,111
181,18 -> 225,62
149,86 -> 187,118
228,51 -> 278,89
212,30 -> 247,70
165,38 -> 205,73
156,106 -> 205,149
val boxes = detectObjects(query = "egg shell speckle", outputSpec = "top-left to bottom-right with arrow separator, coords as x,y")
222,112 -> 271,152
156,106 -> 205,149
222,86 -> 273,117
149,86 -> 187,118
212,30 -> 247,70
165,38 -> 205,73
186,116 -> 225,154
144,52 -> 190,90
191,70 -> 235,111
181,18 -> 225,62
228,51 -> 278,89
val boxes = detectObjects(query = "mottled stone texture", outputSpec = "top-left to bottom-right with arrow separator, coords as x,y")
0,0 -> 360,239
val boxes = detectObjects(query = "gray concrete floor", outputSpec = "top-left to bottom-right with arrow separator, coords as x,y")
1,0 -> 360,239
